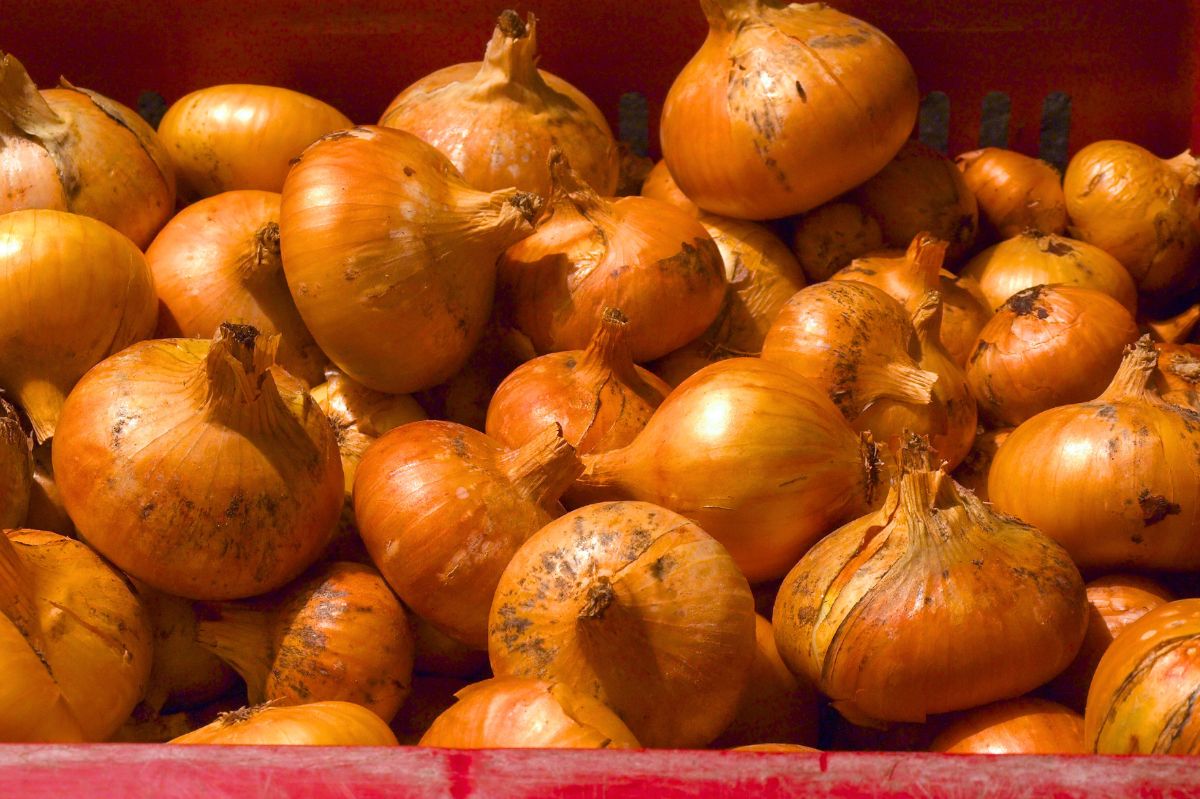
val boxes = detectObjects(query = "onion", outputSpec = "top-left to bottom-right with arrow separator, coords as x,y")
1085,599 -> 1200,753
989,337 -> 1200,571
419,677 -> 640,749
652,217 -> 807,386
1153,343 -> 1200,411
641,160 -> 700,217
0,528 -> 152,741
732,744 -> 820,753
412,616 -> 489,679
791,202 -> 884,283
137,584 -> 238,715
488,500 -> 756,748
930,698 -> 1085,754
966,285 -> 1140,427
53,323 -> 344,600
355,422 -> 581,649
171,701 -> 399,746
774,437 -> 1088,723
486,308 -> 670,454
498,151 -> 726,361
0,52 -> 175,248
24,443 -> 72,537
950,427 -> 1012,502
660,1 -> 917,219
960,230 -> 1138,314
196,561 -> 414,722
158,84 -> 351,200
279,125 -> 542,394
0,399 -> 31,529
1064,141 -> 1200,303
391,675 -> 470,745
0,209 -> 157,442
380,11 -> 618,197
574,358 -> 883,583
955,148 -> 1068,240
854,141 -> 979,263
831,233 -> 993,366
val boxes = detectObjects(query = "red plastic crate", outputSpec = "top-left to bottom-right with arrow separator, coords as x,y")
3,1 -> 1200,796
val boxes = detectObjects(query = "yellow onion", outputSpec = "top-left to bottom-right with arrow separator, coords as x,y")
0,399 -> 31,528
24,444 -> 72,537
380,11 -> 618,197
279,125 -> 542,394
171,701 -> 399,746
148,190 -> 326,387
574,358 -> 882,582
775,439 -> 1088,723
956,148 -> 1068,240
488,500 -> 756,748
158,84 -> 351,200
137,584 -> 237,715
641,160 -> 701,218
950,427 -> 1012,502
1086,599 -> 1200,753
53,323 -> 344,600
0,52 -> 175,248
499,151 -> 726,361
961,230 -> 1138,314
419,677 -> 640,749
355,422 -> 581,649
931,698 -> 1085,754
652,217 -> 807,386
0,528 -> 152,741
989,338 -> 1200,571
660,1 -> 917,219
0,209 -> 157,442
1064,141 -> 1200,303
791,202 -> 884,283
412,616 -> 489,679
1154,343 -> 1200,411
831,233 -> 993,366
966,285 -> 1139,427
391,675 -> 470,745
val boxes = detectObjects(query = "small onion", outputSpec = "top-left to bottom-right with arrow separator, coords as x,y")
170,701 -> 399,746
930,698 -> 1085,754
1154,343 -> 1200,411
955,148 -> 1068,239
791,202 -> 884,283
641,160 -> 700,217
419,677 -> 640,749
950,427 -> 1012,502
0,399 -> 31,529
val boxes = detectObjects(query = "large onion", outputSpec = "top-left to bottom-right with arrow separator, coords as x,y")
0,400 -> 31,529
955,148 -> 1068,240
791,202 -> 884,283
171,701 -> 398,746
930,698 -> 1085,754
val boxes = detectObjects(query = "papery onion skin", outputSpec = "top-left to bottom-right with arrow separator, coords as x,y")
171,701 -> 399,746
956,148 -> 1068,240
0,399 -> 31,529
148,190 -> 327,387
930,698 -> 1085,754
380,12 -> 618,197
489,501 -> 756,748
279,125 -> 542,394
1153,343 -> 1200,411
0,209 -> 157,442
419,677 -> 640,749
1085,599 -> 1200,754
158,84 -> 352,200
966,285 -> 1139,427
961,230 -> 1138,314
950,427 -> 1012,502
989,338 -> 1200,571
660,1 -> 918,220
641,160 -> 701,218
792,202 -> 884,284
54,324 -> 344,600
575,358 -> 882,583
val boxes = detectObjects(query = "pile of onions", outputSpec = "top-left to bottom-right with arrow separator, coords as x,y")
148,190 -> 327,386
53,323 -> 344,600
640,160 -> 700,217
158,84 -> 352,199
137,585 -> 238,716
955,148 -> 1068,239
660,1 -> 917,219
930,698 -> 1085,754
488,500 -> 756,748
1086,599 -> 1200,754
831,233 -> 993,366
791,203 -> 885,283
990,338 -> 1200,571
0,209 -> 157,441
171,702 -> 399,746
0,52 -> 175,248
960,230 -> 1138,313
950,427 -> 1012,502
0,400 -> 31,528
196,561 -> 414,722
498,151 -> 726,361
419,677 -> 640,749
380,11 -> 618,196
24,444 -> 73,537
0,528 -> 152,741
279,125 -> 542,394
573,358 -> 883,582
966,285 -> 1139,426
1064,141 -> 1200,303
486,308 -> 671,453
1153,343 -> 1200,410
854,141 -> 978,263
774,438 -> 1088,723
354,422 -> 581,648
652,218 -> 807,386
